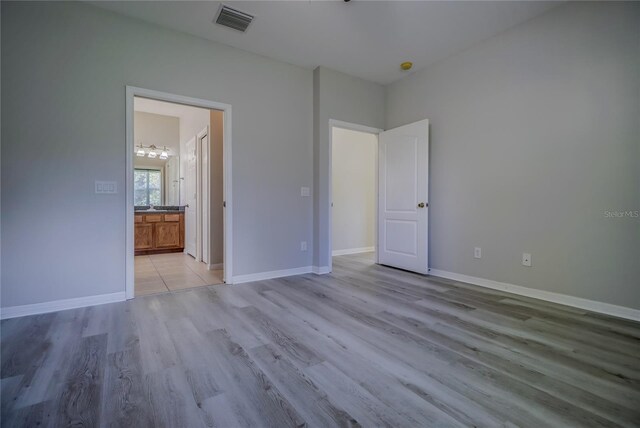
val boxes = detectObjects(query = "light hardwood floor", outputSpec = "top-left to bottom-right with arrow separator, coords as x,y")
135,253 -> 223,296
2,253 -> 639,427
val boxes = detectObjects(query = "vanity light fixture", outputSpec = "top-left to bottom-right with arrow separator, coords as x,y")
135,143 -> 172,159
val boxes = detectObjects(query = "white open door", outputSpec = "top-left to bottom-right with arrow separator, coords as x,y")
378,119 -> 429,274
185,136 -> 197,258
197,127 -> 210,265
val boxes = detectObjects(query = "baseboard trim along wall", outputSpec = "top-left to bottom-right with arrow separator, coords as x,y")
208,263 -> 224,270
332,247 -> 375,256
8,268 -> 635,321
429,269 -> 640,322
2,266 -> 326,318
233,266 -> 315,284
0,291 -> 127,320
313,266 -> 331,274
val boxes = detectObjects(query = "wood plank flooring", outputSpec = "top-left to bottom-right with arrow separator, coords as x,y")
2,253 -> 639,427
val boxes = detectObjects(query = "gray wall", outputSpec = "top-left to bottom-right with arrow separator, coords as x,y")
1,2 -> 313,307
386,2 -> 640,309
313,66 -> 385,269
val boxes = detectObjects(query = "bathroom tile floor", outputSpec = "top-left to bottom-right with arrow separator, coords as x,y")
135,253 -> 223,296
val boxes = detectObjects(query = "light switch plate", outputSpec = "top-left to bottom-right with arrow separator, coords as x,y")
95,181 -> 118,194
522,253 -> 532,267
301,187 -> 310,197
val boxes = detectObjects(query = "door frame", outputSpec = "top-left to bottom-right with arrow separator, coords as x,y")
327,119 -> 383,273
126,86 -> 233,299
196,126 -> 210,265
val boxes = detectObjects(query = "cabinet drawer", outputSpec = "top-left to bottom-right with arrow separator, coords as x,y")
164,214 -> 181,222
145,215 -> 163,223
134,215 -> 143,223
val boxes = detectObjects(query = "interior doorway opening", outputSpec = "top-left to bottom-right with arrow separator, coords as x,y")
126,87 -> 233,299
327,118 -> 429,275
328,121 -> 381,272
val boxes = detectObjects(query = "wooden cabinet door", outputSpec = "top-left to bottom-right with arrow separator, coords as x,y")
155,222 -> 181,248
135,223 -> 154,250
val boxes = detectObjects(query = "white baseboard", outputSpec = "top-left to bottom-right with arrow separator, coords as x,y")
208,263 -> 223,270
0,291 -> 126,320
428,269 -> 640,322
313,266 -> 331,274
332,247 -> 375,256
233,266 -> 313,284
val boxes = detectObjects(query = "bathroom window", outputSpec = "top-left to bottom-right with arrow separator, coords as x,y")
134,169 -> 162,206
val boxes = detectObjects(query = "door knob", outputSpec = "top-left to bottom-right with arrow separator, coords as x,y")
418,202 -> 426,208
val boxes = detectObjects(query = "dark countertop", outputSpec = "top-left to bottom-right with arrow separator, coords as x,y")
135,210 -> 184,214
135,205 -> 185,214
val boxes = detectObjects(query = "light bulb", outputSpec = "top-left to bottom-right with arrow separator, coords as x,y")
148,150 -> 157,159
159,147 -> 169,160
136,148 -> 145,157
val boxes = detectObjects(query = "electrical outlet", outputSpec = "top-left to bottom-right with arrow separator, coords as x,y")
300,187 -> 310,197
300,241 -> 307,251
474,247 -> 482,259
522,253 -> 532,267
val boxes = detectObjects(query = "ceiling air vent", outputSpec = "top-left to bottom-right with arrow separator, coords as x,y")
215,5 -> 254,32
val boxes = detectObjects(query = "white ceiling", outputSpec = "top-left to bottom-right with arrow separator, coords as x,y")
94,1 -> 560,85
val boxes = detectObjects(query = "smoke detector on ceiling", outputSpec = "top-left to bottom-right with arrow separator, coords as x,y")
215,4 -> 254,33
401,62 -> 413,71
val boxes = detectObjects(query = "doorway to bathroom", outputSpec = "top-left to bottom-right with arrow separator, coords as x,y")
125,87 -> 232,298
